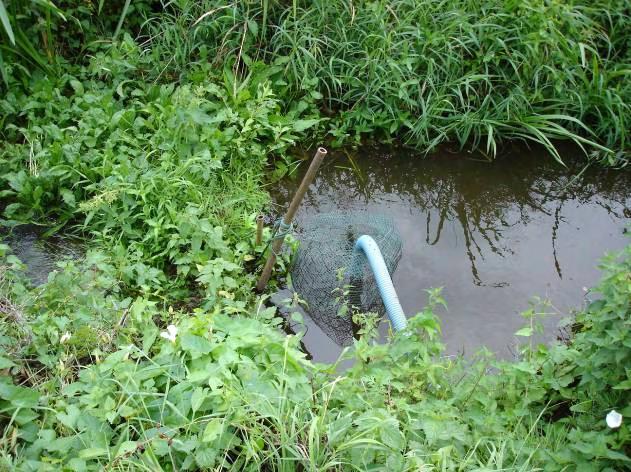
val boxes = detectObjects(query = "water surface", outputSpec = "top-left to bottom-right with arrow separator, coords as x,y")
271,143 -> 631,361
1,225 -> 83,285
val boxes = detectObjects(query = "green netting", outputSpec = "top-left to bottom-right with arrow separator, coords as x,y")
291,212 -> 402,345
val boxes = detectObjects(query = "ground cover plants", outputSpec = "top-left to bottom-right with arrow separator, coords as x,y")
0,0 -> 630,470
0,231 -> 629,470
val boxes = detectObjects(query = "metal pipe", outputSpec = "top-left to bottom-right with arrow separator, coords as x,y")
256,147 -> 327,292
255,214 -> 265,246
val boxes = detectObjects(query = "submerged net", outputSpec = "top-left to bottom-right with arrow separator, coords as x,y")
291,212 -> 402,345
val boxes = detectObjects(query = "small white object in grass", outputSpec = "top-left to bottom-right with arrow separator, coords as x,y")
606,410 -> 622,429
160,325 -> 178,343
60,332 -> 71,344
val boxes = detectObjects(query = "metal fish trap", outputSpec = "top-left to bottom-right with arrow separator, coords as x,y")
291,212 -> 402,345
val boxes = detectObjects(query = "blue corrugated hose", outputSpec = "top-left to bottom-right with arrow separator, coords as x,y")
352,235 -> 407,331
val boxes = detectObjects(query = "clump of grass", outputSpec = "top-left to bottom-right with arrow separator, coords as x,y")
141,0 -> 630,165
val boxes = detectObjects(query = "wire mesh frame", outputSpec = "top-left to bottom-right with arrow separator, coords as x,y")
290,213 -> 402,346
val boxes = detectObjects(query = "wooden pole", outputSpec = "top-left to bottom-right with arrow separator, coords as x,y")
255,214 -> 265,246
256,147 -> 327,292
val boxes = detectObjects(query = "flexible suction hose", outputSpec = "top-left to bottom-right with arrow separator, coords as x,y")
352,235 -> 407,331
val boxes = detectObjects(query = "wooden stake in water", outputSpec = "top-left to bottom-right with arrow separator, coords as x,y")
256,147 -> 328,292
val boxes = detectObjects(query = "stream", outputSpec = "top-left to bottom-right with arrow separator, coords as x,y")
271,143 -> 631,362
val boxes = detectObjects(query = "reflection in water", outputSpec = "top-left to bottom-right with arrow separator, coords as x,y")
272,143 -> 630,360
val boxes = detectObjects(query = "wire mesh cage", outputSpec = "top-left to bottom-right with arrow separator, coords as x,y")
291,212 -> 402,345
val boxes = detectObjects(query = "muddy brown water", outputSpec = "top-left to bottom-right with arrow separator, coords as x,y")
271,143 -> 631,362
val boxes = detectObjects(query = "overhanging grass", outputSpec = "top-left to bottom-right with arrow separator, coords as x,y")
141,0 -> 630,165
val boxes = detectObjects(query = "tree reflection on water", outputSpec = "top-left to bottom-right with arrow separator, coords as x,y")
273,143 -> 630,288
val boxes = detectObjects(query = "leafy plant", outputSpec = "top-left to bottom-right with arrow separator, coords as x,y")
0,38 -> 320,300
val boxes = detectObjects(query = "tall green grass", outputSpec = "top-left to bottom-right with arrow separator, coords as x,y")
0,0 -> 157,87
141,0 -> 630,165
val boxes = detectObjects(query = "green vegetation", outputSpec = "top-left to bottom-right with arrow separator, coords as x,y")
0,1 -> 629,470
2,1 -> 630,163
1,233 -> 629,469
140,0 -> 630,164
1,43 -> 319,299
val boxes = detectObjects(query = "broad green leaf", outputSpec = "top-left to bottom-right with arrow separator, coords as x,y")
181,334 -> 213,356
515,327 -> 533,337
191,387 -> 206,413
69,79 -> 84,96
0,356 -> 15,369
116,441 -> 138,458
79,447 -> 109,459
292,119 -> 320,132
56,405 -> 81,429
202,418 -> 223,443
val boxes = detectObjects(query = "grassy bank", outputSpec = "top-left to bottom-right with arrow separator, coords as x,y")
0,1 -> 630,470
137,0 -> 630,163
2,1 -> 631,164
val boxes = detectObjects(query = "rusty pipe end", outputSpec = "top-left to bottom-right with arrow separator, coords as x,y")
255,214 -> 265,246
